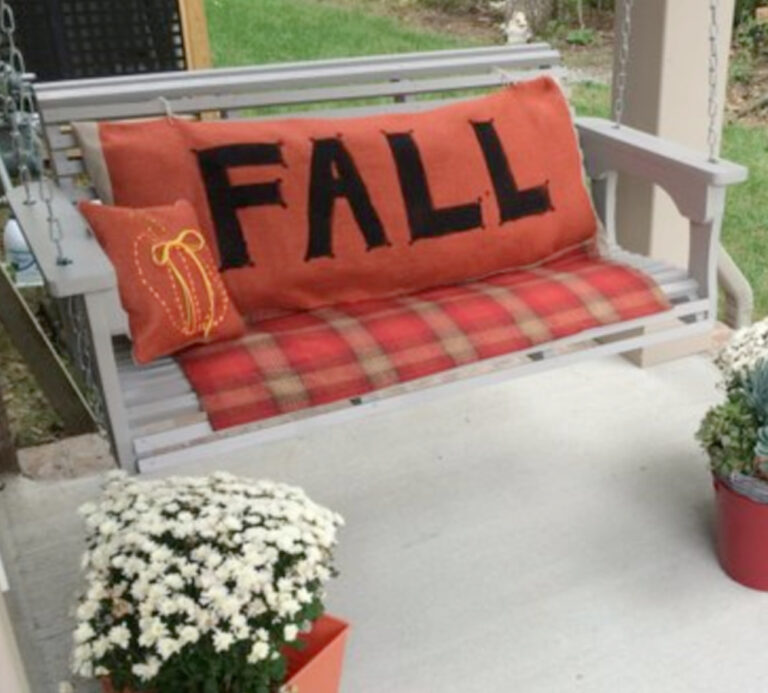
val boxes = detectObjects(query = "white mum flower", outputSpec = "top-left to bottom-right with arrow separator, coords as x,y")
76,600 -> 99,621
150,545 -> 173,563
164,573 -> 184,590
179,625 -> 201,645
213,630 -> 235,653
217,594 -> 243,619
99,519 -> 119,536
223,515 -> 243,532
91,635 -> 109,659
284,624 -> 299,642
138,618 -> 168,648
108,624 -> 131,649
247,640 -> 270,664
73,622 -> 95,644
277,597 -> 301,618
132,657 -> 161,681
179,561 -> 198,579
71,643 -> 93,677
716,318 -> 768,380
157,637 -> 183,661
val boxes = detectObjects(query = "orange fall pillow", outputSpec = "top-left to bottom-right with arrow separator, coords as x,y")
81,77 -> 598,319
79,200 -> 245,364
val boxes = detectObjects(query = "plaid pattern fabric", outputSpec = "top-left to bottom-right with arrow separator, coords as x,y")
177,249 -> 671,431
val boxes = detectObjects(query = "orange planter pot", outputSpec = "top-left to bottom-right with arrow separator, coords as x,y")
714,478 -> 768,591
283,615 -> 349,693
101,614 -> 349,693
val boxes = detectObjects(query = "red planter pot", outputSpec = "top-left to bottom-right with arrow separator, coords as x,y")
102,614 -> 349,693
714,477 -> 768,591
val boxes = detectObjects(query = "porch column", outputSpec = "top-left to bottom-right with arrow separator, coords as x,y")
611,0 -> 736,365
0,589 -> 31,693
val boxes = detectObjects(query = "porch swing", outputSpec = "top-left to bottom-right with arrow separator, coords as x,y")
4,0 -> 748,473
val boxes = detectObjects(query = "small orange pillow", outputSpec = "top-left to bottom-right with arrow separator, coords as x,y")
79,200 -> 245,364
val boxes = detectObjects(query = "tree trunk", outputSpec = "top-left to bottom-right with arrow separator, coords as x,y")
0,379 -> 18,473
507,0 -> 557,32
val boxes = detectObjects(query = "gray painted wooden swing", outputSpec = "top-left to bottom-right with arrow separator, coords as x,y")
7,2 -> 748,473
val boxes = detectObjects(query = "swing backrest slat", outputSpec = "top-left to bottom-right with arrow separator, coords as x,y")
35,45 -> 562,204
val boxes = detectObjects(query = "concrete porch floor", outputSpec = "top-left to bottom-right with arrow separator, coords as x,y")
2,353 -> 767,693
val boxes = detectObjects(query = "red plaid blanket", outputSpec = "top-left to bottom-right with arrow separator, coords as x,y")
177,249 -> 670,431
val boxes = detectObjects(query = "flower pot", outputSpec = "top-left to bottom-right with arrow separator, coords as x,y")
283,614 -> 349,693
101,614 -> 349,693
714,477 -> 768,591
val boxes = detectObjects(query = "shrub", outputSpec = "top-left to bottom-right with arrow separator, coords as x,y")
735,0 -> 767,26
565,27 -> 596,45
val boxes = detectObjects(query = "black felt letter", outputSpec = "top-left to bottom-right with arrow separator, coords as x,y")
471,121 -> 552,224
385,132 -> 482,241
195,143 -> 285,270
306,137 -> 389,260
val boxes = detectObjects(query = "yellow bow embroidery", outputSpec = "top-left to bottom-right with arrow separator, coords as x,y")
151,229 -> 216,338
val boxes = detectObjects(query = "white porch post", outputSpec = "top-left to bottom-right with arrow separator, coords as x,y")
612,0 -> 736,365
0,559 -> 31,693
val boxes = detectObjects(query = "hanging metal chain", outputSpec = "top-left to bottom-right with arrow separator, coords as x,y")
0,0 -> 71,265
16,86 -> 34,206
0,2 -> 101,432
613,0 -> 635,128
707,0 -> 721,162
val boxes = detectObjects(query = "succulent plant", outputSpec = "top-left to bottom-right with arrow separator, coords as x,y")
697,390 -> 759,479
698,359 -> 768,481
755,425 -> 768,459
740,358 -> 768,425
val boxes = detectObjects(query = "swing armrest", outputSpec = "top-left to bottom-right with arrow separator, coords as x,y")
6,183 -> 117,298
576,117 -> 748,222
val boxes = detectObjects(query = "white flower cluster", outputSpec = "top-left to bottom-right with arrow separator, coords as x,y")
715,318 -> 768,381
72,471 -> 343,686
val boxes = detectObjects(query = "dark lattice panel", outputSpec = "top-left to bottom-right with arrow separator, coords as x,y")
11,0 -> 187,82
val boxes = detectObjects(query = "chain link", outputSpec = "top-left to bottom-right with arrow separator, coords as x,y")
0,1 -> 16,70
707,0 -> 721,162
613,0 -> 635,128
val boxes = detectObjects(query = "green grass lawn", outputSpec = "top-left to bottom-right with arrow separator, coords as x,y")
206,0 -> 466,66
205,0 -> 768,318
721,123 -> 768,318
